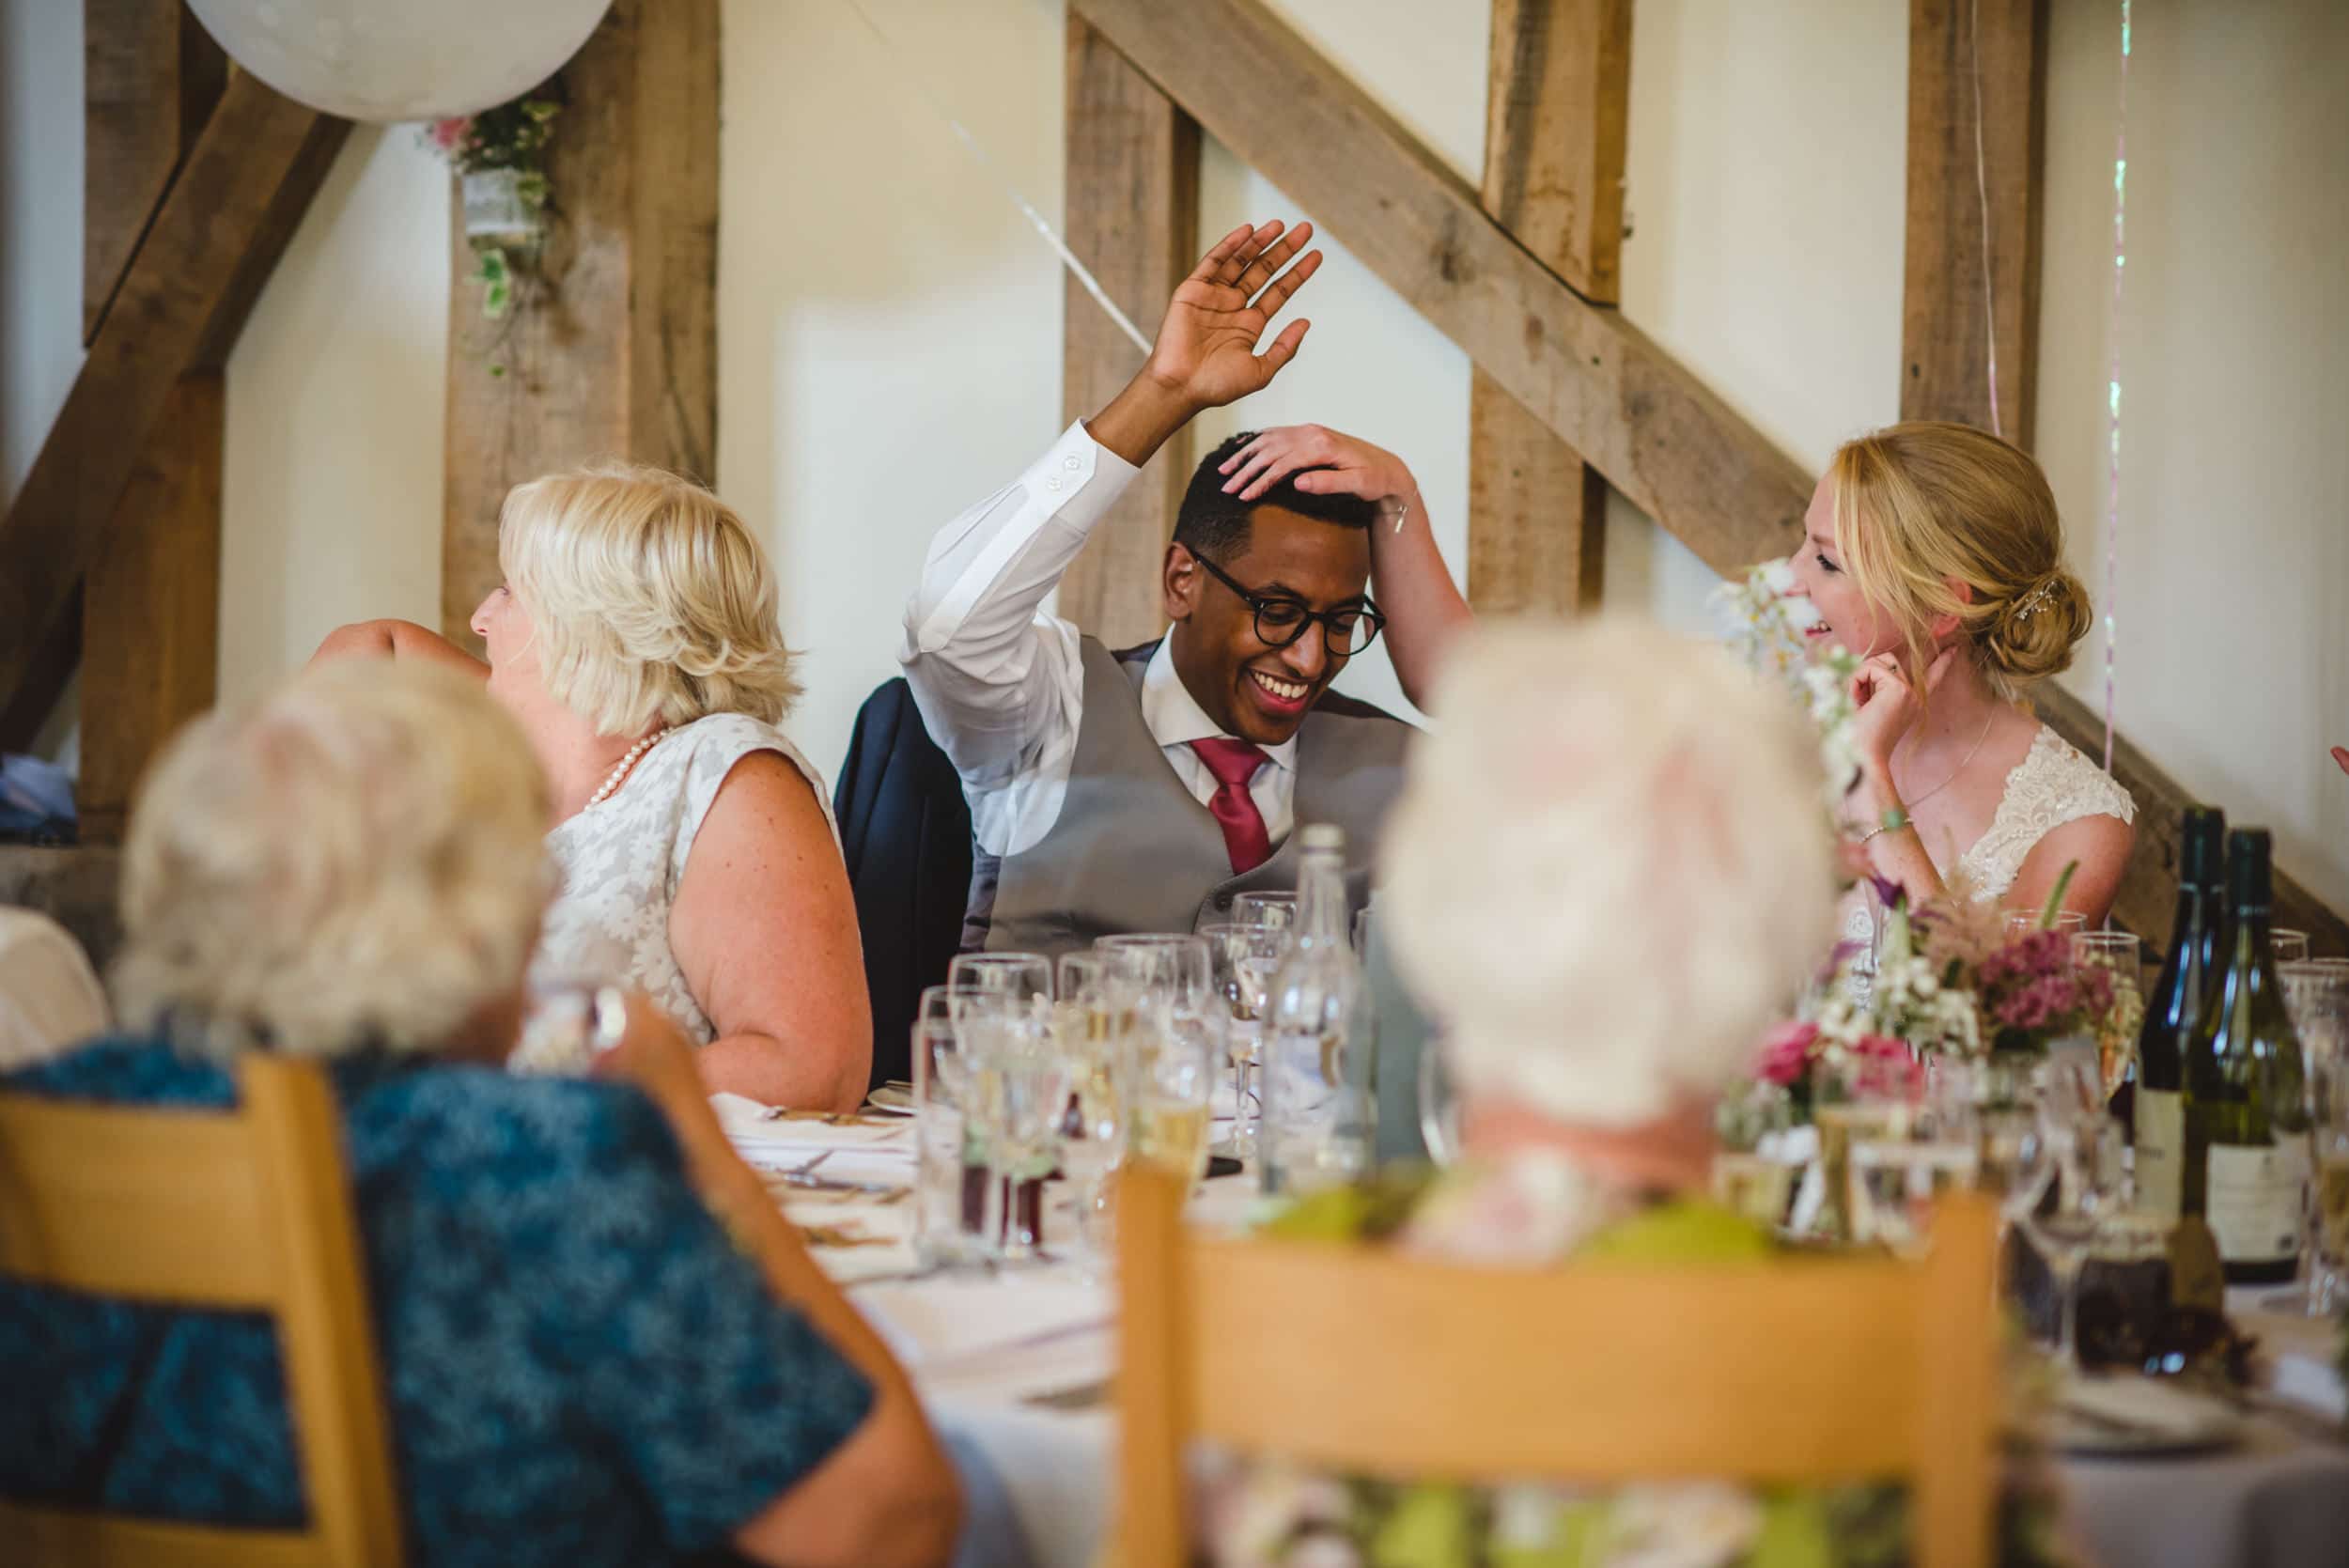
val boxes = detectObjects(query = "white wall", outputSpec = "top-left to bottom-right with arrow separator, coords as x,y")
2038,0 -> 2349,915
6,0 -> 2341,909
217,126 -> 447,703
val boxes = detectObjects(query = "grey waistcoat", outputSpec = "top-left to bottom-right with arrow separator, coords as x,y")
969,638 -> 1414,959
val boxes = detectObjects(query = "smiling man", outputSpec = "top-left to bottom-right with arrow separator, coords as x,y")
901,220 -> 1465,955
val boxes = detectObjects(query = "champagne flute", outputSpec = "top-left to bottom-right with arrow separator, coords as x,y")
2072,931 -> 2144,1100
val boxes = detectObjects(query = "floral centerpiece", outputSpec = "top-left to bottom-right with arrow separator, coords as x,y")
423,83 -> 564,321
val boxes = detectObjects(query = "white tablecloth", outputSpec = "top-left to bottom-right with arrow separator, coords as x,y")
743,1108 -> 2349,1568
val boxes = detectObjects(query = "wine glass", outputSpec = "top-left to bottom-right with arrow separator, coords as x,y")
1124,994 -> 1219,1191
1200,922 -> 1284,1158
2072,931 -> 2145,1100
2022,1102 -> 2128,1374
947,951 -> 1053,1007
1095,933 -> 1212,1003
2006,909 -> 2088,939
1050,955 -> 1129,1267
911,984 -> 991,1268
2271,929 -> 2312,965
955,988 -> 1070,1265
1848,1092 -> 1980,1253
2275,959 -> 2349,1315
1230,892 -> 1299,939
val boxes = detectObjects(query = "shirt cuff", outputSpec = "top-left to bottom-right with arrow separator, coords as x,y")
910,422 -> 1142,657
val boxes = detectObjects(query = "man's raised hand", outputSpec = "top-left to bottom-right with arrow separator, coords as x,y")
1143,220 -> 1323,410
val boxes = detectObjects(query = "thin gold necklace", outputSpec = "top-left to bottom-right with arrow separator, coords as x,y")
1897,711 -> 1997,810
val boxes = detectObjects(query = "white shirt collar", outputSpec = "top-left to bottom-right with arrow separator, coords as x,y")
1140,637 -> 1299,772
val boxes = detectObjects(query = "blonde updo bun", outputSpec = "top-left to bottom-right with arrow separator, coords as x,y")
1983,566 -> 2092,685
1828,421 -> 2091,703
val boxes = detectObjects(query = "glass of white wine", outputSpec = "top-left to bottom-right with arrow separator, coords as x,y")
2072,930 -> 2145,1100
1125,995 -> 1219,1191
1712,1080 -> 1801,1233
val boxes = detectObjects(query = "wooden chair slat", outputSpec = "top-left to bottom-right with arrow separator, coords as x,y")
1117,1167 -> 1999,1568
0,1055 -> 405,1566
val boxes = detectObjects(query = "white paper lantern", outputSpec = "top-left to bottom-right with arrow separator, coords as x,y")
185,0 -> 614,123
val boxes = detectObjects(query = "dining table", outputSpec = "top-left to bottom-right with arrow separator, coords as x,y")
714,1094 -> 2349,1568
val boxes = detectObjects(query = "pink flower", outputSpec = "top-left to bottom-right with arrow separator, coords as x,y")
1756,1020 -> 1820,1086
429,116 -> 474,152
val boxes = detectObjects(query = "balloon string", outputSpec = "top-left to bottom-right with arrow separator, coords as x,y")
834,0 -> 1154,357
1968,0 -> 2002,442
2102,1 -> 2131,775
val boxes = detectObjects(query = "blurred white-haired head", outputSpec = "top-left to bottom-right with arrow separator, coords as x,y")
112,659 -> 552,1059
1382,615 -> 1836,1127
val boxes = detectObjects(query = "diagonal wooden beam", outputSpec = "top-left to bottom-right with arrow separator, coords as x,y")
1072,0 -> 1805,581
85,0 -> 226,345
0,70 -> 348,705
1071,0 -> 2344,955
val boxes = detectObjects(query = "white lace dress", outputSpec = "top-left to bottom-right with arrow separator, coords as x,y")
1841,722 -> 2136,965
513,712 -> 840,1072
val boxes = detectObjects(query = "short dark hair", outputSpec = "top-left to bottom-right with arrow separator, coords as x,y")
1173,431 -> 1379,564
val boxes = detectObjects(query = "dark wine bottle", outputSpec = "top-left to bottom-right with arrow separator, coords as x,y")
2181,829 -> 2310,1284
2130,806 -> 2225,1222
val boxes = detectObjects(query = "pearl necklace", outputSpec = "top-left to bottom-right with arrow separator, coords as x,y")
584,727 -> 672,809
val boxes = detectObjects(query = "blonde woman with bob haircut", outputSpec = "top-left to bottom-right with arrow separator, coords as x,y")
0,660 -> 960,1568
1787,421 -> 2134,924
317,461 -> 870,1110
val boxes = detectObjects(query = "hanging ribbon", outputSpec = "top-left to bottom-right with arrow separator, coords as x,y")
834,0 -> 1153,357
1968,0 -> 2004,442
2102,2 -> 2132,774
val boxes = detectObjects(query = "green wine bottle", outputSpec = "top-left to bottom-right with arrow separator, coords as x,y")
2131,806 -> 2224,1222
2182,829 -> 2310,1284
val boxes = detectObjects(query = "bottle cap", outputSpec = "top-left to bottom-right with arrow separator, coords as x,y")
2225,828 -> 2273,913
2180,806 -> 2226,890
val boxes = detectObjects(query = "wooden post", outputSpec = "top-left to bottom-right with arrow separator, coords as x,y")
1057,16 -> 1199,647
1901,0 -> 2047,445
440,0 -> 720,648
1467,0 -> 1630,617
78,375 -> 224,842
75,1 -> 230,843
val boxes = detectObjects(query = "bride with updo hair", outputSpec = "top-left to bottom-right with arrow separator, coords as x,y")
1787,420 -> 2135,924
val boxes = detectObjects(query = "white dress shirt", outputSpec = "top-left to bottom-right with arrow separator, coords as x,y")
0,908 -> 108,1071
902,421 -> 1299,859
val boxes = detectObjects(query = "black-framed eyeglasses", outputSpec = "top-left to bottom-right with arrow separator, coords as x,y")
1188,550 -> 1385,656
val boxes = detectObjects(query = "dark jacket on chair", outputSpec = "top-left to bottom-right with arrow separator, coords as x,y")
832,678 -> 973,1093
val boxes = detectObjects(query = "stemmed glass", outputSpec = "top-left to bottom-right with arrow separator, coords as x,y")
946,955 -> 1061,1264
2072,931 -> 2144,1100
911,982 -> 1002,1268
1125,994 -> 1219,1190
947,951 -> 1052,1008
1231,892 -> 1299,939
2006,910 -> 2088,939
1054,952 -> 1130,1263
2022,1055 -> 2129,1374
2275,959 -> 2349,1314
1713,1080 -> 1800,1230
1199,922 -> 1284,1157
1847,1089 -> 1979,1254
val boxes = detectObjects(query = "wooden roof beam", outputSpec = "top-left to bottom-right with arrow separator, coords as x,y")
0,70 -> 348,706
1071,0 -> 2344,952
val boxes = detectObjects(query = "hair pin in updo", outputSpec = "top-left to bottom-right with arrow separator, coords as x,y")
2011,576 -> 2059,622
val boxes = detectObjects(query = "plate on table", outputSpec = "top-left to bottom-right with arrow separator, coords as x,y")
2052,1375 -> 2247,1457
866,1082 -> 914,1113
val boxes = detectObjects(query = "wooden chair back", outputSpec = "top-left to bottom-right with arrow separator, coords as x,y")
1116,1168 -> 1999,1568
0,1052 -> 404,1567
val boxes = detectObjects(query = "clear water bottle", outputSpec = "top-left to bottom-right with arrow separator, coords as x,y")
1261,824 -> 1376,1196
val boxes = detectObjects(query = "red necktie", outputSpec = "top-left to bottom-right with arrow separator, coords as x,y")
1190,737 -> 1273,875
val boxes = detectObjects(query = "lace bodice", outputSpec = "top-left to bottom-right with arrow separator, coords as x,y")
1955,723 -> 2136,902
516,713 -> 838,1070
1838,722 -> 2135,968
